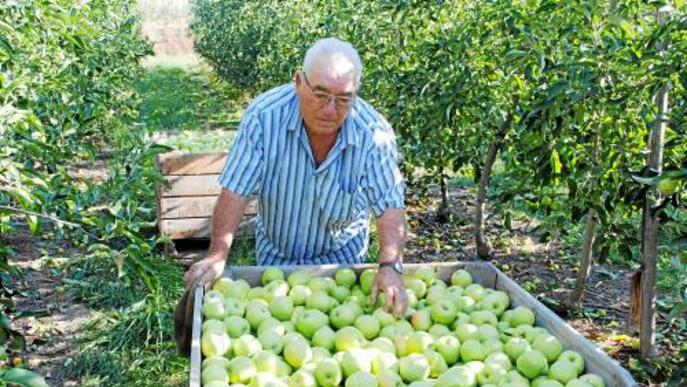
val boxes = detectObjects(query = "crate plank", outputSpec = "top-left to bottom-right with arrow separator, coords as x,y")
160,196 -> 258,219
160,216 -> 256,239
157,152 -> 227,175
159,175 -> 222,197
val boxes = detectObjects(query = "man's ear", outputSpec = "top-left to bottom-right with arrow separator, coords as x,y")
293,70 -> 302,85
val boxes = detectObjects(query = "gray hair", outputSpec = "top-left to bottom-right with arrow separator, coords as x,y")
303,37 -> 362,84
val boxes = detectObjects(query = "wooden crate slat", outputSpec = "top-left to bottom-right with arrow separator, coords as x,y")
160,175 -> 222,197
156,152 -> 227,175
160,196 -> 258,219
160,216 -> 256,239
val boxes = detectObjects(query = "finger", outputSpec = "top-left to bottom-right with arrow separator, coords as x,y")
369,278 -> 379,306
394,288 -> 408,318
384,286 -> 395,313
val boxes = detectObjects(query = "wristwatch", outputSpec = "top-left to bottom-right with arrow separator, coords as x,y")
379,261 -> 404,275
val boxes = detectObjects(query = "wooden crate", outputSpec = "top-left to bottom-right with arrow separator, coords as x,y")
155,152 -> 258,254
189,262 -> 636,387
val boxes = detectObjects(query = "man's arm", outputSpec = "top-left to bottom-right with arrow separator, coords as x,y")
369,208 -> 408,317
183,188 -> 249,290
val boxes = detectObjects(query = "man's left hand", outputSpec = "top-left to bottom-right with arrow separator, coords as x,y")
369,266 -> 408,318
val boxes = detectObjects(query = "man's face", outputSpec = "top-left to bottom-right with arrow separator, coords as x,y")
295,67 -> 358,138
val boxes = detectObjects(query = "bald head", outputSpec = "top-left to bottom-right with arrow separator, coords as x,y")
303,37 -> 362,85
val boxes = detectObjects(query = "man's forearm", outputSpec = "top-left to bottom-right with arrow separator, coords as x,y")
376,208 -> 407,264
207,189 -> 250,262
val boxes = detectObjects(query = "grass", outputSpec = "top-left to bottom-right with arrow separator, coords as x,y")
136,66 -> 246,152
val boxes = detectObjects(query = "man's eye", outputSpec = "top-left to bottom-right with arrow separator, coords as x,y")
314,92 -> 330,100
337,97 -> 352,104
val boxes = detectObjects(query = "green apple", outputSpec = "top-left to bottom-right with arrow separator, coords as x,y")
306,291 -> 335,313
330,304 -> 358,329
428,323 -> 451,338
202,331 -> 231,357
283,320 -> 295,333
283,338 -> 313,368
346,371 -> 378,387
371,349 -> 399,375
269,295 -> 294,321
485,351 -> 512,370
460,339 -> 487,362
453,312 -> 471,327
312,325 -> 336,352
526,327 -> 550,343
202,356 -> 231,370
283,332 -> 308,347
398,354 -> 431,383
565,379 -> 595,387
265,280 -> 290,299
340,348 -> 373,376
258,330 -> 284,354
548,360 -> 579,384
373,308 -> 396,327
406,331 -> 434,354
532,334 -> 562,363
246,304 -> 272,330
504,337 -> 531,361
212,277 -> 234,295
308,277 -> 334,293
393,334 -> 409,358
329,285 -> 351,303
257,317 -> 286,337
202,365 -> 229,385
483,338 -> 504,355
335,326 -> 367,351
510,306 -> 535,327
376,370 -> 403,387
455,323 -> 479,342
289,369 -> 317,387
204,299 -> 227,320
225,279 -> 251,299
296,309 -> 329,339
356,314 -> 381,340
413,267 -> 437,286
370,337 -> 396,354
224,297 -> 247,317
516,349 -> 548,379
477,293 -> 508,317
463,360 -> 485,376
228,356 -> 257,384
434,366 -> 476,387
410,309 -> 432,331
252,350 -> 280,374
434,335 -> 461,365
379,325 -> 398,340
532,377 -> 565,387
424,349 -> 448,378
204,290 -> 225,304
335,268 -> 357,287
470,310 -> 498,326
288,285 -> 312,306
288,270 -> 312,287
558,350 -> 585,374
251,372 -> 288,387
247,286 -> 270,301
202,319 -> 226,334
501,369 -> 530,386
262,267 -> 285,285
464,284 -> 486,302
291,306 -> 306,325
578,374 -> 604,387
203,381 -> 230,387
451,269 -> 473,287
444,286 -> 464,305
477,324 -> 500,341
477,363 -> 507,386
233,334 -> 262,357
456,296 -> 476,313
404,277 -> 428,299
314,358 -> 342,387
394,320 -> 414,335
425,286 -> 445,306
224,315 -> 250,338
360,269 -> 377,294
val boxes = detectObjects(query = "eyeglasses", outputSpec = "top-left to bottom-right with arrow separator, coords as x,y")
302,72 -> 355,109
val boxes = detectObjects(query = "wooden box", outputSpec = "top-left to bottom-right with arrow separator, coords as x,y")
189,262 -> 636,387
155,152 -> 258,243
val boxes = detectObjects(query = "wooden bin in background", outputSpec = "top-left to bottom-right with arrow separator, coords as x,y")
155,152 -> 258,254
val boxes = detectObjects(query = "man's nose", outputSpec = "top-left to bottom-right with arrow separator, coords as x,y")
322,98 -> 338,116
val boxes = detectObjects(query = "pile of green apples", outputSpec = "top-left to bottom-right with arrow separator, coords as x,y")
200,267 -> 605,387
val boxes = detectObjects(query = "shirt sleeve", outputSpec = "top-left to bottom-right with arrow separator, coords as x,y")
218,113 -> 264,196
362,123 -> 406,217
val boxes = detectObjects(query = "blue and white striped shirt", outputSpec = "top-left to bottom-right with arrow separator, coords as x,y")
218,83 -> 405,266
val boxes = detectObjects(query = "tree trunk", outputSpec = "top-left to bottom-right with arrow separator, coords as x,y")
566,209 -> 598,308
638,4 -> 672,360
437,173 -> 450,223
474,112 -> 513,258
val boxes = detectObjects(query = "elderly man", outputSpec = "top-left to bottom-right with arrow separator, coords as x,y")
184,37 -> 408,316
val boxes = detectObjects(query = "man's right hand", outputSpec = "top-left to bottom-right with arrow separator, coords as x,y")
183,256 -> 226,291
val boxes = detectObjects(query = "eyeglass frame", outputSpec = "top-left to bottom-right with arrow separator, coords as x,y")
301,71 -> 357,109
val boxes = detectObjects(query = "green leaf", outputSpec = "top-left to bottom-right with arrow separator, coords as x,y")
1,367 -> 48,387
